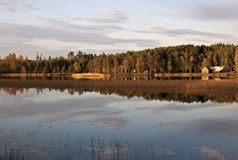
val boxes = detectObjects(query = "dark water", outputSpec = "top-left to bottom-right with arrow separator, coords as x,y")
0,80 -> 238,160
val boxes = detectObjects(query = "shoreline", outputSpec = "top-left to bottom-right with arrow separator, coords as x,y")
0,72 -> 238,79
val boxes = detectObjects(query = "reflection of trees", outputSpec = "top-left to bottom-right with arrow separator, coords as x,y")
1,79 -> 238,103
1,87 -> 29,96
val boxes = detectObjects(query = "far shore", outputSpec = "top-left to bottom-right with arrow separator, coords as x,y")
0,72 -> 238,80
0,73 -> 110,80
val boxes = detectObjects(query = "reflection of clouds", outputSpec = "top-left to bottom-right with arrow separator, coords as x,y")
1,89 -> 236,132
151,102 -> 222,113
153,146 -> 175,156
23,89 -> 107,103
108,98 -> 227,114
40,107 -> 121,122
0,91 -> 128,130
196,147 -> 234,160
0,92 -> 119,118
30,147 -> 51,156
103,147 -> 114,158
1,88 -> 238,159
186,118 -> 238,135
90,117 -> 127,129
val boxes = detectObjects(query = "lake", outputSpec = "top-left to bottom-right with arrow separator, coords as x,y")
0,79 -> 238,160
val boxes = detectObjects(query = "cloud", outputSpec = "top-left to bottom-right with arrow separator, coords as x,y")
0,21 -> 156,57
170,0 -> 238,21
44,18 -> 125,33
0,23 -> 115,45
155,0 -> 238,21
89,10 -> 127,23
0,0 -> 39,12
192,2 -> 238,21
133,26 -> 233,45
151,26 -> 232,39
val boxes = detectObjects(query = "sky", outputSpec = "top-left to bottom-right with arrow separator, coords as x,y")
0,0 -> 238,58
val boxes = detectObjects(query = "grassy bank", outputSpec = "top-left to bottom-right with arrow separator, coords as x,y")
0,73 -> 110,80
1,72 -> 238,80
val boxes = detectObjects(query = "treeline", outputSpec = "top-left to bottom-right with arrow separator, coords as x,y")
1,44 -> 238,74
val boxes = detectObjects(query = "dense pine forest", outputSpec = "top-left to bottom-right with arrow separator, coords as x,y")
1,44 -> 238,74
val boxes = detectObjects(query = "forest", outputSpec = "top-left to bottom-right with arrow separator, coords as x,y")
1,44 -> 238,74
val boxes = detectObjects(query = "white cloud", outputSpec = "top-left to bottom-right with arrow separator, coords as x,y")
89,10 -> 127,23
1,0 -> 237,57
151,26 -> 232,39
167,0 -> 238,21
0,20 -> 157,57
0,0 -> 39,12
191,1 -> 238,21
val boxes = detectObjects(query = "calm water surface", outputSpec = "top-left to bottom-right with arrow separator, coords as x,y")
0,83 -> 238,159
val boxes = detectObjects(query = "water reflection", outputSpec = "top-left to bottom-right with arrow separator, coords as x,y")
0,79 -> 238,159
1,79 -> 238,103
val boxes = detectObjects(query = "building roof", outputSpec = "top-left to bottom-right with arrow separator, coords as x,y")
201,66 -> 224,73
209,66 -> 224,72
